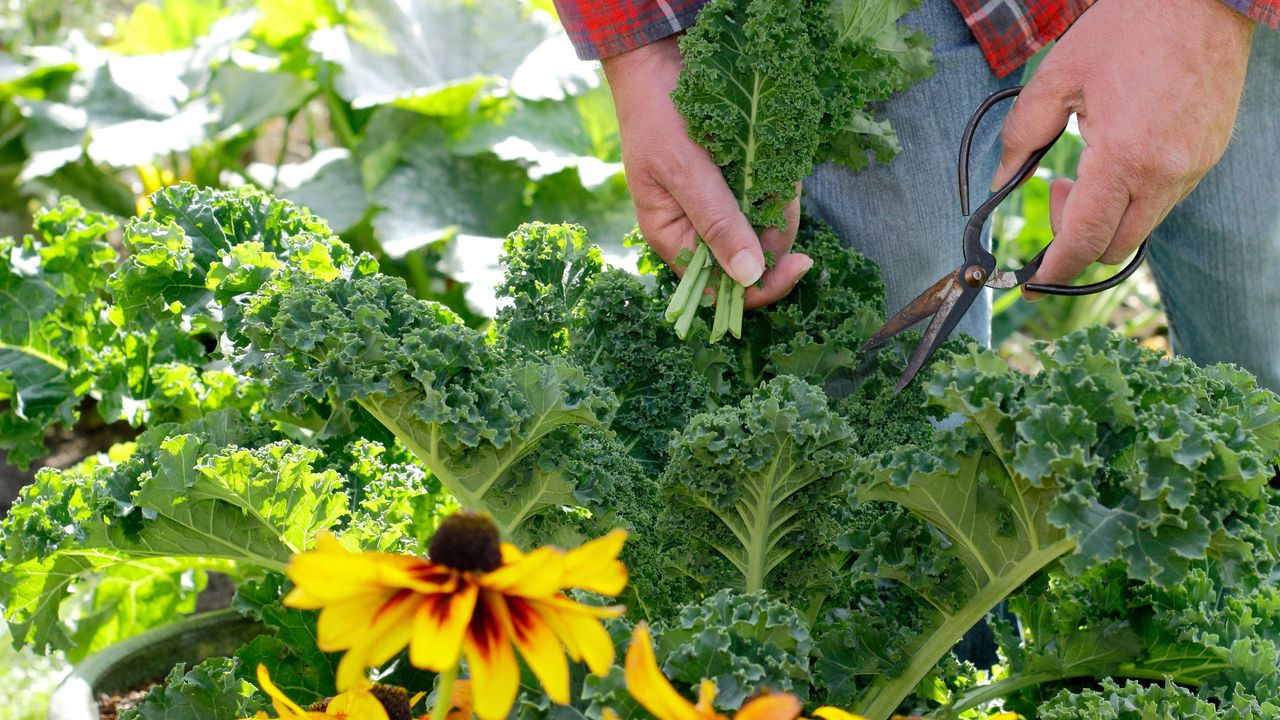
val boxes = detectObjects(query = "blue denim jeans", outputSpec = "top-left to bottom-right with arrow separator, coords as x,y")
806,0 -> 1280,391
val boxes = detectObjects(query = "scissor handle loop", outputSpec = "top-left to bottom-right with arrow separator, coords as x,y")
1022,238 -> 1151,295
959,86 -> 1152,297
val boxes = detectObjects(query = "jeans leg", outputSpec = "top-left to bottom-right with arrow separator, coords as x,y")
805,0 -> 1017,348
1144,29 -> 1280,391
805,0 -> 1015,669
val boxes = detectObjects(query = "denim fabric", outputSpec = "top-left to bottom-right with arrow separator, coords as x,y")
806,0 -> 1280,391
1147,28 -> 1280,391
806,0 -> 1016,350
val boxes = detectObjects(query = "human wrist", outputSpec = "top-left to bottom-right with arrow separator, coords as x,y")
602,36 -> 683,102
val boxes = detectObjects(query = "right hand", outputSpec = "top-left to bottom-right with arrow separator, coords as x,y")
602,36 -> 812,310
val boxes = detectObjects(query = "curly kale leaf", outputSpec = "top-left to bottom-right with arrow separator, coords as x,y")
673,0 -> 824,230
232,573 -> 339,704
0,199 -> 119,467
675,0 -> 930,229
1037,678 -> 1278,720
339,439 -> 445,553
111,183 -> 343,331
842,327 -> 1280,719
659,376 -> 858,603
654,590 -> 812,711
0,412 -> 346,656
121,657 -> 269,720
230,264 -> 615,538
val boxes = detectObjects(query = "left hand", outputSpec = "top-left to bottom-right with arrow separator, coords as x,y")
991,0 -> 1256,298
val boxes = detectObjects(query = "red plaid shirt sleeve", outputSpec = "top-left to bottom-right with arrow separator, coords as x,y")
552,0 -> 709,60
951,0 -> 1280,78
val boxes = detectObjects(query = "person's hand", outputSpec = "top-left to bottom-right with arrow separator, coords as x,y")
602,36 -> 812,310
991,0 -> 1255,298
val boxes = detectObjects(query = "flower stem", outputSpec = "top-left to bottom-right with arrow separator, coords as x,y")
430,665 -> 458,720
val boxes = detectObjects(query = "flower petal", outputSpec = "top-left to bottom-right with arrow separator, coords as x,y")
695,680 -> 717,715
315,592 -> 394,652
528,596 -> 621,675
481,546 -> 565,597
410,582 -> 478,671
463,593 -> 521,720
735,693 -> 803,720
507,598 -> 570,704
256,664 -> 308,717
811,708 -> 868,720
624,624 -> 705,720
561,530 -> 628,596
325,687 -> 391,720
500,543 -> 524,563
334,589 -> 420,690
286,533 -> 453,607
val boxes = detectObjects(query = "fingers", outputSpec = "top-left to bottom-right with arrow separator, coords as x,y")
1101,199 -> 1162,264
1047,177 -> 1072,237
992,76 -> 1076,190
744,253 -> 813,310
1024,151 -> 1129,300
668,163 -> 765,286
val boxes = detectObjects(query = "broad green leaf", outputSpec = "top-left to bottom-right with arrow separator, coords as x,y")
309,0 -> 548,109
113,0 -> 226,55
210,64 -> 315,139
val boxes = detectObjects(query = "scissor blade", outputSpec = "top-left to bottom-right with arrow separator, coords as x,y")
860,270 -> 960,353
893,275 -> 984,393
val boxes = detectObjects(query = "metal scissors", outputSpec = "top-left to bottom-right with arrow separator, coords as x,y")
860,86 -> 1150,393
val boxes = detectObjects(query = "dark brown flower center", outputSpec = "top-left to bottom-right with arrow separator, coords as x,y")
429,511 -> 502,573
309,684 -> 412,720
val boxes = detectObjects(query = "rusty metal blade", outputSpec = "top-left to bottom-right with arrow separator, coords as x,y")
894,275 -> 982,393
860,270 -> 960,353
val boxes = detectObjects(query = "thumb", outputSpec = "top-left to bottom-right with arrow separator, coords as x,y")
991,78 -> 1075,191
669,161 -> 765,286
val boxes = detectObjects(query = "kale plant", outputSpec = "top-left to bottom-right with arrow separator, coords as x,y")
665,0 -> 931,340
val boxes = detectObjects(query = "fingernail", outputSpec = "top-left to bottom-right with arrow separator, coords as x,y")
797,255 -> 814,275
729,249 -> 764,285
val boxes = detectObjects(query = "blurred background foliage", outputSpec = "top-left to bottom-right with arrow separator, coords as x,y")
1,0 -> 633,326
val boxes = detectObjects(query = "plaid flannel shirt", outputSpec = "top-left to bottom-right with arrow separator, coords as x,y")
553,0 -> 1280,77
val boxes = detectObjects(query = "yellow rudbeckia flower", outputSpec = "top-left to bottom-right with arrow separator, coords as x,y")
621,624 -> 867,720
246,664 -> 392,720
284,511 -> 627,720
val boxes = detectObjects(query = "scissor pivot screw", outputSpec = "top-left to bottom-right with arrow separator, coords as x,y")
965,267 -> 985,287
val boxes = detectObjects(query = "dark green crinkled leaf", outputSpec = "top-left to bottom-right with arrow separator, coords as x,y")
232,573 -> 339,704
120,657 -> 268,720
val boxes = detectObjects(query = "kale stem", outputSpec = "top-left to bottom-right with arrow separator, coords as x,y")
728,281 -> 745,338
674,263 -> 712,339
665,242 -> 710,322
710,270 -> 732,342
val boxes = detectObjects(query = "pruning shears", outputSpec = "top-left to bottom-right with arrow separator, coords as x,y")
860,85 -> 1151,393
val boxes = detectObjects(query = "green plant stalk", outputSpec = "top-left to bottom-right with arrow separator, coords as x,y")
728,280 -> 744,338
666,242 -> 711,323
855,539 -> 1076,720
926,672 -> 1060,719
674,261 -> 713,339
430,664 -> 458,720
711,270 -> 733,342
